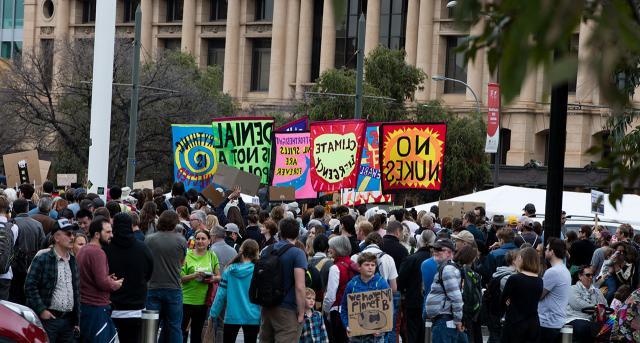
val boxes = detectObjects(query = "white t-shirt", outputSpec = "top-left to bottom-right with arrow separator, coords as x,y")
538,262 -> 572,329
351,244 -> 398,282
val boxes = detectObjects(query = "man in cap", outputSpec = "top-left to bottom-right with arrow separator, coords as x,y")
486,215 -> 506,249
425,238 -> 467,342
523,203 -> 536,218
451,230 -> 476,251
224,223 -> 242,251
25,218 -> 81,342
506,215 -> 518,232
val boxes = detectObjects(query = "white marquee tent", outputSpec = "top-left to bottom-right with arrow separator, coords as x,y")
413,185 -> 640,227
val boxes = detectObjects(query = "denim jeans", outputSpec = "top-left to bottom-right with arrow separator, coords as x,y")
79,304 -> 117,343
146,288 -> 183,343
432,318 -> 469,343
385,291 -> 401,343
43,316 -> 75,343
350,334 -> 385,343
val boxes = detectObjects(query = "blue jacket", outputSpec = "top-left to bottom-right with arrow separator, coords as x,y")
339,273 -> 390,330
483,242 -> 518,282
421,257 -> 438,318
209,261 -> 260,325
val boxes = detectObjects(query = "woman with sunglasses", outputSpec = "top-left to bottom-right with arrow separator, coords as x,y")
565,265 -> 607,343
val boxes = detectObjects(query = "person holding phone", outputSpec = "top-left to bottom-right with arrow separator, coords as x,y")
180,229 -> 220,343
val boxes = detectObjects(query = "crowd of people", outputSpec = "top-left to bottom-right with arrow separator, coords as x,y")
0,180 -> 640,342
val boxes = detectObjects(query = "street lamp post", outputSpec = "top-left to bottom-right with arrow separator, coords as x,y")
431,75 -> 481,113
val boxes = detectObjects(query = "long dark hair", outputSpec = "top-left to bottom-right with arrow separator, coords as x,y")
227,206 -> 246,237
228,239 -> 259,266
139,201 -> 157,234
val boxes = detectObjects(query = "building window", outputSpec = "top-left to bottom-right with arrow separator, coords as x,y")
379,0 -> 407,50
490,128 -> 511,165
207,39 -> 225,68
210,0 -> 227,21
255,0 -> 273,21
0,42 -> 11,59
335,0 -> 367,69
251,39 -> 271,92
2,0 -> 14,28
82,0 -> 96,23
123,0 -> 140,22
167,0 -> 183,22
160,38 -> 181,51
568,34 -> 578,93
444,36 -> 467,94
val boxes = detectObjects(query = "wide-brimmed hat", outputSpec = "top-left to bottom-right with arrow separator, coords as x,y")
491,215 -> 506,227
451,230 -> 475,244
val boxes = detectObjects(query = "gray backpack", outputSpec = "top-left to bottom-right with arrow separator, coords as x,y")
0,222 -> 15,274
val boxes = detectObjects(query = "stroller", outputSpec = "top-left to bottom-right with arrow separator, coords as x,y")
580,304 -> 615,342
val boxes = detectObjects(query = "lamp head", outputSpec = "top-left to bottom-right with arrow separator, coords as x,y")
446,1 -> 458,8
432,75 -> 446,81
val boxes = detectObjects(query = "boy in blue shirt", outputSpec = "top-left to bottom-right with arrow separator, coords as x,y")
340,252 -> 391,343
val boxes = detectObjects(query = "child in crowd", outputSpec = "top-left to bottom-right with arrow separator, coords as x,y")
299,288 -> 329,343
611,285 -> 632,312
340,252 -> 391,343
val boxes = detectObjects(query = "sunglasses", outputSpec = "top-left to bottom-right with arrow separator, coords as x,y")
583,273 -> 593,277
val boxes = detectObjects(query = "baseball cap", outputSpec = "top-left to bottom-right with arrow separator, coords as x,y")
523,203 -> 536,214
451,230 -> 475,244
225,223 -> 242,238
431,238 -> 455,251
51,218 -> 75,235
507,215 -> 518,226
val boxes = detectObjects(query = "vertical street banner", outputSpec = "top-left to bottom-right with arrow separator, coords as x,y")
272,131 -> 317,199
275,116 -> 309,132
172,124 -> 218,192
485,83 -> 500,153
342,124 -> 393,205
380,123 -> 447,192
211,117 -> 274,184
310,120 -> 367,192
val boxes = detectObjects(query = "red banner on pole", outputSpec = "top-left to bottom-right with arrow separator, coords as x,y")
485,83 -> 500,153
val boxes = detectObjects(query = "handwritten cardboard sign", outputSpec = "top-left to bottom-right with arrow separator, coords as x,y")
346,289 -> 394,337
2,150 -> 42,187
133,180 -> 154,190
310,120 -> 366,192
269,186 -> 296,202
380,123 -> 447,192
438,200 -> 486,220
57,174 -> 78,187
201,183 -> 225,207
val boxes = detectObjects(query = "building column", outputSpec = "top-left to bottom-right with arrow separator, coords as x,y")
269,0 -> 288,99
295,0 -> 314,98
282,0 -> 301,99
519,65 -> 538,103
364,0 -> 380,56
141,0 -> 153,62
22,0 -> 36,52
223,0 -> 241,97
181,0 -> 197,54
54,0 -> 70,42
466,21 -> 484,105
405,0 -> 419,66
319,0 -> 336,74
415,0 -> 435,101
576,19 -> 595,103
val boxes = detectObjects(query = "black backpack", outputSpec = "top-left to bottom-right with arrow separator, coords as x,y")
482,272 -> 510,317
438,261 -> 483,321
249,244 -> 295,307
0,222 -> 15,274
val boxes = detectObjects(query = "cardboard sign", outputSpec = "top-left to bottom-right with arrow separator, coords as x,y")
271,131 -> 316,199
39,160 -> 51,182
276,116 -> 309,132
3,150 -> 42,187
591,190 -> 605,215
172,124 -> 218,192
269,186 -> 296,202
133,180 -> 154,190
380,123 -> 447,192
214,164 -> 261,196
211,117 -> 274,184
57,174 -> 78,187
310,120 -> 366,192
438,200 -> 486,220
201,183 -> 225,207
346,289 -> 394,337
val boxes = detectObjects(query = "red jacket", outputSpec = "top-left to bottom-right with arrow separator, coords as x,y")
332,256 -> 359,308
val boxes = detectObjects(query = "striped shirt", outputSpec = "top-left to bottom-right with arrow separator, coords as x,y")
424,261 -> 463,323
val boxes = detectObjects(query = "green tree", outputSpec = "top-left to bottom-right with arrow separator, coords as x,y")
454,0 -> 640,204
302,46 -> 425,122
417,101 -> 491,199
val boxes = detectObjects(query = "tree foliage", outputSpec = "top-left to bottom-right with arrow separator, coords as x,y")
302,45 -> 425,122
417,101 -> 491,199
455,0 -> 640,205
0,40 -> 235,187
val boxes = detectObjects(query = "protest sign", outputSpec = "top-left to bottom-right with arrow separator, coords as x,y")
3,150 -> 42,187
269,186 -> 296,202
211,117 -> 274,184
591,190 -> 605,215
438,200 -> 485,220
57,174 -> 78,187
172,124 -> 218,192
133,180 -> 154,190
310,120 -> 366,192
380,123 -> 447,192
271,131 -> 316,199
342,124 -> 393,205
39,160 -> 51,182
346,289 -> 394,337
214,164 -> 261,196
275,116 -> 309,132
201,183 -> 225,207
